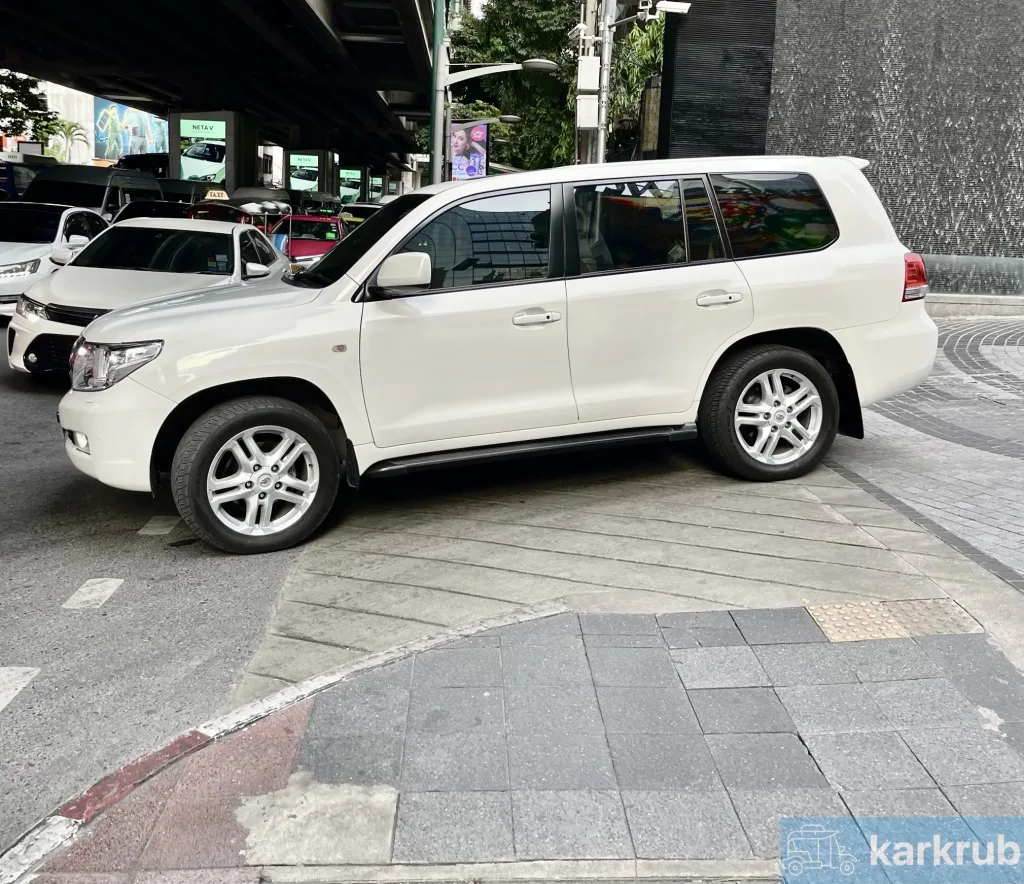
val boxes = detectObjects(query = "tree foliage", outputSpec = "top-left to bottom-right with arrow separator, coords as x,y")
0,70 -> 57,139
449,0 -> 578,170
609,16 -> 664,126
46,119 -> 89,163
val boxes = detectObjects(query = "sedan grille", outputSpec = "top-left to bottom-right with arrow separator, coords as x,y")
44,304 -> 110,327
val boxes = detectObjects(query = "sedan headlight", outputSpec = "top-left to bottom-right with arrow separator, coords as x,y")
71,339 -> 163,392
0,259 -> 41,280
15,295 -> 48,321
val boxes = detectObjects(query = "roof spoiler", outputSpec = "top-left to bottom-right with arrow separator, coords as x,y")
840,156 -> 871,170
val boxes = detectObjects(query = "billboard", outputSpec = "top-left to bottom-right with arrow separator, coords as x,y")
179,119 -> 226,183
450,122 -> 488,180
93,98 -> 168,161
289,153 -> 319,191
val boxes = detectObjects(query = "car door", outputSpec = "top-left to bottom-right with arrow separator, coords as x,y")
238,231 -> 262,279
359,186 -> 577,449
565,176 -> 754,423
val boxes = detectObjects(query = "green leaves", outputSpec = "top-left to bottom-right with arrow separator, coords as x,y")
0,70 -> 57,140
609,16 -> 664,125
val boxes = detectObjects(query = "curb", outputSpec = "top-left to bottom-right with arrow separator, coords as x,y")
925,293 -> 1024,317
0,602 -> 568,884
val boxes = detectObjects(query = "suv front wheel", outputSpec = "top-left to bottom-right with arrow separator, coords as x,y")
171,396 -> 342,553
698,345 -> 839,481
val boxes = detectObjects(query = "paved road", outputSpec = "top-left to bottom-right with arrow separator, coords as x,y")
0,329 -> 301,851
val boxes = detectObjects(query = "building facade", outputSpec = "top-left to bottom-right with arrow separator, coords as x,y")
658,0 -> 1024,292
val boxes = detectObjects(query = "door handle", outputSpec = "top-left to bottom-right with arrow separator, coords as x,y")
512,309 -> 562,327
696,291 -> 744,307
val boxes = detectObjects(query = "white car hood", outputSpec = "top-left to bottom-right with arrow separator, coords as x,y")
0,241 -> 50,266
84,277 -> 324,342
27,267 -> 229,310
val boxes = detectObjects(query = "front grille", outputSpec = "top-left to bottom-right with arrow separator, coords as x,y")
44,304 -> 110,327
0,294 -> 19,304
23,333 -> 76,374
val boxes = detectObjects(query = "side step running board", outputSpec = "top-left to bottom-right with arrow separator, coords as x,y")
364,424 -> 698,479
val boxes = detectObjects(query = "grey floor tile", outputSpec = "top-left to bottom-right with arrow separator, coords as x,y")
579,614 -> 660,635
588,647 -> 679,686
434,636 -> 501,649
412,648 -> 502,687
752,643 -> 858,687
393,791 -> 513,862
597,686 -> 700,734
689,688 -> 795,734
407,687 -> 504,735
502,646 -> 592,686
841,788 -> 957,818
730,789 -> 849,858
508,733 -> 617,789
865,678 -> 977,729
672,647 -> 770,689
350,658 -> 413,689
585,633 -> 667,648
689,625 -> 749,647
900,726 -> 1024,786
731,608 -> 827,645
659,628 -> 699,649
707,733 -> 828,790
914,634 -> 1016,679
608,733 -> 721,790
804,732 -> 934,791
658,612 -> 737,629
947,672 -> 1024,724
839,639 -> 941,682
623,790 -> 752,859
493,614 -> 582,646
305,688 -> 409,738
946,783 -> 1024,816
294,735 -> 403,787
505,685 -> 603,734
776,684 -> 891,733
401,731 -> 508,790
512,790 -> 633,859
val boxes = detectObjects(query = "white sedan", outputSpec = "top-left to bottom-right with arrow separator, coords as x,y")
0,203 -> 107,318
7,217 -> 287,375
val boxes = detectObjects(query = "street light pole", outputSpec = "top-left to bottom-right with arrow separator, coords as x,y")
430,36 -> 450,185
594,0 -> 615,164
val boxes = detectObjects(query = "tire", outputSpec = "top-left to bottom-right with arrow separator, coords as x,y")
171,396 -> 342,554
697,344 -> 839,482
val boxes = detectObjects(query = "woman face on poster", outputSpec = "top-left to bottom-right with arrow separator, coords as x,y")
451,128 -> 471,157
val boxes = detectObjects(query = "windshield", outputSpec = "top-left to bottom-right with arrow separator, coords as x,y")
287,194 -> 430,287
0,206 -> 63,242
343,205 -> 382,221
23,180 -> 108,207
115,202 -> 191,222
190,204 -> 243,223
272,219 -> 340,241
72,227 -> 235,275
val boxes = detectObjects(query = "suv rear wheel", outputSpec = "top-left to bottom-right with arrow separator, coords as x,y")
171,396 -> 342,553
698,345 -> 839,481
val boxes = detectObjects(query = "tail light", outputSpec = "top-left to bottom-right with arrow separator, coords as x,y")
903,253 -> 929,301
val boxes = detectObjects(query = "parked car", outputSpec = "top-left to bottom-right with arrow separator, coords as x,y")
269,215 -> 347,268
112,199 -> 192,224
0,203 -> 107,318
22,166 -> 162,220
180,140 -> 226,183
0,151 -> 61,199
56,156 -> 937,554
8,218 -> 286,374
340,202 -> 384,226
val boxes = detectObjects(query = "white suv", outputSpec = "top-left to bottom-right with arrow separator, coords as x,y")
57,156 -> 937,554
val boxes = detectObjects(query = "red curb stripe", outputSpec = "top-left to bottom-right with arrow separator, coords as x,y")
58,730 -> 210,823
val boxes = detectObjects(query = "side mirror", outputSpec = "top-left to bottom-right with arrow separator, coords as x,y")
373,252 -> 432,298
67,235 -> 90,249
102,213 -> 113,222
244,262 -> 271,280
50,247 -> 74,266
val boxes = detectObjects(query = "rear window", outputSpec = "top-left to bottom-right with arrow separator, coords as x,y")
272,219 -> 340,241
710,173 -> 838,258
23,179 -> 107,207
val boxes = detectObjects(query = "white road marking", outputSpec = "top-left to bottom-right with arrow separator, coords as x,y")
63,578 -> 124,610
139,516 -> 181,536
0,667 -> 40,713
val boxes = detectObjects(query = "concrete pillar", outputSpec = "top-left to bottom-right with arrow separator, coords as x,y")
169,111 -> 258,193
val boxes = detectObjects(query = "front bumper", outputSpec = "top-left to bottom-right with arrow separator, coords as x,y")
58,378 -> 176,492
6,314 -> 80,374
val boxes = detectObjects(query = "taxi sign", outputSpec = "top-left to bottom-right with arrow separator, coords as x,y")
204,189 -> 230,200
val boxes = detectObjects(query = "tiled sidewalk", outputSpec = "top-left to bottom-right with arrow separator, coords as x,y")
39,605 -> 1024,877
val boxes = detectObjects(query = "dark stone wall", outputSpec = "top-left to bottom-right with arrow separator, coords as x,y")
766,0 -> 1024,264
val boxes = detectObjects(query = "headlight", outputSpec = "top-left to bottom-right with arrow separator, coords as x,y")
71,339 -> 163,392
15,295 -> 48,321
0,259 -> 41,280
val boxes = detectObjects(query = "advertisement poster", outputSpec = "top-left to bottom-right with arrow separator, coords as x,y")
450,122 -> 488,180
93,98 -> 168,162
339,168 -> 361,203
179,119 -> 227,184
289,154 -> 319,191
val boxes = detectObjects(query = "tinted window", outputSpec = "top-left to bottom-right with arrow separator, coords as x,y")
73,227 -> 234,274
397,190 -> 551,290
574,180 -> 685,274
63,213 -> 92,240
251,232 -> 278,266
114,201 -> 190,223
120,179 -> 162,202
711,173 -> 839,258
23,179 -> 108,208
682,178 -> 726,262
82,213 -> 108,239
240,232 -> 261,266
0,206 -> 63,242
